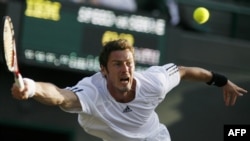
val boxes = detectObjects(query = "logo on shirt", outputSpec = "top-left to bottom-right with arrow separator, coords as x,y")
68,87 -> 84,93
123,106 -> 132,113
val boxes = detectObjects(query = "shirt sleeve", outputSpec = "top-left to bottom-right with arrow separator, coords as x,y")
161,63 -> 181,92
60,77 -> 98,115
140,63 -> 181,101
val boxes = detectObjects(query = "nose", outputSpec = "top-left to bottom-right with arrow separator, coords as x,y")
121,63 -> 129,72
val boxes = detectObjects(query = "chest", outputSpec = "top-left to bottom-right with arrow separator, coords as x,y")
95,97 -> 155,128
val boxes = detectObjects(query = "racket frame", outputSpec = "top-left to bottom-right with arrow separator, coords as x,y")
1,16 -> 24,89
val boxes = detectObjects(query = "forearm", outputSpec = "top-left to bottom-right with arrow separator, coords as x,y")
32,82 -> 81,110
178,66 -> 229,87
32,82 -> 65,106
178,66 -> 213,82
11,78 -> 81,110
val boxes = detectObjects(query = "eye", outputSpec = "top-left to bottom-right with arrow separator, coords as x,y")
114,62 -> 122,67
127,61 -> 134,66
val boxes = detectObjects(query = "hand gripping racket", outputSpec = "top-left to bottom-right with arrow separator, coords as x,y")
1,16 -> 24,90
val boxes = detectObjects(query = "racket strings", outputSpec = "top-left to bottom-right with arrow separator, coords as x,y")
3,17 -> 16,71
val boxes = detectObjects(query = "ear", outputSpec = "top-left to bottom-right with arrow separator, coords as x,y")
100,65 -> 107,77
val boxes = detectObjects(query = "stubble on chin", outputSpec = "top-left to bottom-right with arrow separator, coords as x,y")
118,85 -> 131,93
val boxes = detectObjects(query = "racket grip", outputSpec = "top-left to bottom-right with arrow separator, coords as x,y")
15,73 -> 25,90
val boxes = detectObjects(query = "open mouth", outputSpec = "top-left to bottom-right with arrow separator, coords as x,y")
120,77 -> 129,84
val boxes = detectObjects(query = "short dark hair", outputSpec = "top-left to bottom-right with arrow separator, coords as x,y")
99,39 -> 135,68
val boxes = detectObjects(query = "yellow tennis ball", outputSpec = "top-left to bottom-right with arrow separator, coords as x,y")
193,7 -> 210,24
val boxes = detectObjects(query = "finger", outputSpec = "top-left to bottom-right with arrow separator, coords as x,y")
13,93 -> 29,100
11,85 -> 29,100
224,93 -> 231,106
230,95 -> 238,106
238,93 -> 243,96
237,89 -> 248,96
239,88 -> 248,95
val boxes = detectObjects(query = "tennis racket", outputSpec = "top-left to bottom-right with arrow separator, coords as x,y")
1,16 -> 24,90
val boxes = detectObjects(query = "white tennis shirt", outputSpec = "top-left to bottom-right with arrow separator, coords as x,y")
63,63 -> 180,141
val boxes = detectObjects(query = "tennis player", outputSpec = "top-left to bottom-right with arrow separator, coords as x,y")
11,39 -> 247,141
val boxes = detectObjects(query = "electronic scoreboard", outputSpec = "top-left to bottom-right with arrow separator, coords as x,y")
20,0 -> 167,74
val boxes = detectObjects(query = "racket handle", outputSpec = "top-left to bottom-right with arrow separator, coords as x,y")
15,73 -> 25,90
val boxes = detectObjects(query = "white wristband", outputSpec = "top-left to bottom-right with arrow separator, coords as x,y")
23,78 -> 36,98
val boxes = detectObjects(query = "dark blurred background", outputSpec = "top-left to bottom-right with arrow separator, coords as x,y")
0,0 -> 250,141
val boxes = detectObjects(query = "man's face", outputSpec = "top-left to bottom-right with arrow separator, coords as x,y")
102,49 -> 135,94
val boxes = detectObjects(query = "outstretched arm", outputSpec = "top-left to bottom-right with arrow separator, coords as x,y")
11,79 -> 81,110
178,66 -> 248,106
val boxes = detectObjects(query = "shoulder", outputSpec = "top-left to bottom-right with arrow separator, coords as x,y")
64,72 -> 107,114
147,63 -> 178,73
77,72 -> 104,86
135,63 -> 181,93
137,63 -> 179,80
67,72 -> 105,98
67,72 -> 107,103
